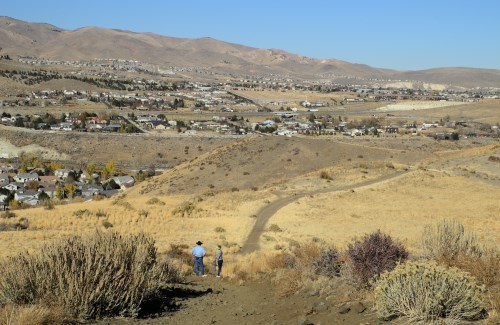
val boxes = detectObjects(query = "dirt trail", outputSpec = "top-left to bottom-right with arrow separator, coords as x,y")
240,170 -> 409,254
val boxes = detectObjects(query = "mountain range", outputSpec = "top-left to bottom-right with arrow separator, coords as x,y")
1,16 -> 499,89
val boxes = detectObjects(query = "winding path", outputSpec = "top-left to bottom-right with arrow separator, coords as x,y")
240,170 -> 409,254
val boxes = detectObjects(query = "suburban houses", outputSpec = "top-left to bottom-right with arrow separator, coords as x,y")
0,165 -> 137,210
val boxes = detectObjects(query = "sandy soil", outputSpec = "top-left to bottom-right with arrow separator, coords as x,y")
376,100 -> 470,112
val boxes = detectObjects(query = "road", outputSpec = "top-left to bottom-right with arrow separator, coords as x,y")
240,170 -> 409,254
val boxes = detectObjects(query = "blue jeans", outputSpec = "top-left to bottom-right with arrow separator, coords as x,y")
217,259 -> 223,276
194,257 -> 204,276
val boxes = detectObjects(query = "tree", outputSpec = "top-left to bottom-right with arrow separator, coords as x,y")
101,160 -> 116,180
25,181 -> 39,191
308,113 -> 316,123
55,183 -> 64,199
38,191 -> 50,202
64,184 -> 77,199
66,171 -> 77,184
135,170 -> 147,182
14,118 -> 24,127
85,163 -> 96,176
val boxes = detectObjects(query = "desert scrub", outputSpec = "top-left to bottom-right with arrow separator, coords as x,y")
0,217 -> 29,231
346,230 -> 408,288
274,269 -> 303,297
172,200 -> 198,217
319,171 -> 332,181
73,209 -> 92,217
423,219 -> 484,263
145,197 -> 165,206
0,231 -> 175,320
312,247 -> 342,277
1,210 -> 16,219
375,261 -> 486,323
267,224 -> 282,232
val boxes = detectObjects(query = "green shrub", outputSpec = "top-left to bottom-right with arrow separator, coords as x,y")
0,231 -> 174,320
423,219 -> 484,263
375,261 -> 486,322
346,230 -> 408,287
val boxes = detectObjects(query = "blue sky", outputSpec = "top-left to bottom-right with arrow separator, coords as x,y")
3,0 -> 500,70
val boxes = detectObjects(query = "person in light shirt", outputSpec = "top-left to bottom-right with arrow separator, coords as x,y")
191,240 -> 207,276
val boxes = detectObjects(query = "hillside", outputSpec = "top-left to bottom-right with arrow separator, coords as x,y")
1,16 -> 500,88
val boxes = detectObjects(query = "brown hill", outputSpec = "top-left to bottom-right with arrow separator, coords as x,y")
1,16 -> 500,88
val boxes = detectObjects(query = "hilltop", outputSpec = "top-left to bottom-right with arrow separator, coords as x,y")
2,16 -> 500,88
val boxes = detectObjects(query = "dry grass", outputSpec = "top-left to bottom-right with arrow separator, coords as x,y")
0,189 -> 268,260
0,304 -> 67,325
272,170 -> 500,253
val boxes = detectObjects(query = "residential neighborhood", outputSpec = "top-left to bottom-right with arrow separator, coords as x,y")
0,162 -> 138,210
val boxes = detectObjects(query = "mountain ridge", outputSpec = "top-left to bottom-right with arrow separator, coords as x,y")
1,16 -> 499,88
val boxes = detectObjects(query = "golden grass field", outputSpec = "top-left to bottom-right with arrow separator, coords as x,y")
2,144 -> 498,274
1,92 -> 499,281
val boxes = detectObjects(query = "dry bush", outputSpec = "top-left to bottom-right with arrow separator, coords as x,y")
94,209 -> 108,218
115,201 -> 134,210
157,257 -> 183,284
145,197 -> 165,206
375,261 -> 487,323
214,226 -> 226,233
346,230 -> 408,288
0,218 -> 29,232
165,243 -> 191,265
0,231 -> 175,320
42,200 -> 55,211
172,200 -> 197,217
267,224 -> 282,232
101,220 -> 113,228
274,269 -> 303,297
290,242 -> 321,267
73,209 -> 92,217
319,171 -> 332,180
423,220 -> 500,322
0,211 -> 16,219
311,247 -> 342,277
265,251 -> 296,271
0,304 -> 67,325
423,219 -> 484,263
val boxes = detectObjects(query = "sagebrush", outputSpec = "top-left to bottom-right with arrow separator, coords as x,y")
423,219 -> 484,263
375,261 -> 487,323
0,231 -> 177,320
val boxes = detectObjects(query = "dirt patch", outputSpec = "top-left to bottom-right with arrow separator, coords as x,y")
93,275 -> 377,325
0,137 -> 68,160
